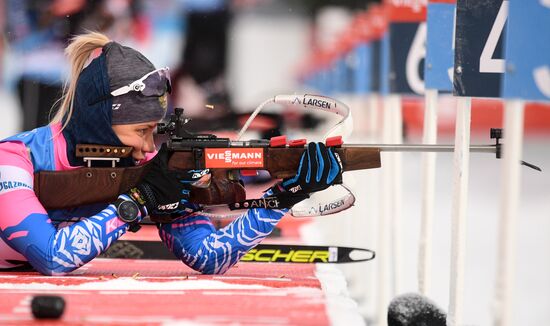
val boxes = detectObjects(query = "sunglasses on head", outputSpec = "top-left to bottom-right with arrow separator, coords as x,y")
111,67 -> 172,97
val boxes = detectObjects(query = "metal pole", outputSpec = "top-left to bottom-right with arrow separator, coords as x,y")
345,143 -> 497,154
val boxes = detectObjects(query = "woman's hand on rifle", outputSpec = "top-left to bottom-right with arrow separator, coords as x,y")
269,142 -> 343,207
127,144 -> 206,222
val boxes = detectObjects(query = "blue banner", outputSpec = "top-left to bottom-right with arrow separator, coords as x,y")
380,33 -> 391,95
353,43 -> 372,95
502,0 -> 550,102
425,2 -> 455,92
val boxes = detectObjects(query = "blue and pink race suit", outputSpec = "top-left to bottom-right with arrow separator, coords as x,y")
0,124 -> 286,275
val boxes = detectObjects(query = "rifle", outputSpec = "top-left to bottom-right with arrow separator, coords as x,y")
34,94 -> 540,215
33,107 -> 380,212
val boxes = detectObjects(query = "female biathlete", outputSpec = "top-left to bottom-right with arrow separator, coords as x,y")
0,32 -> 341,275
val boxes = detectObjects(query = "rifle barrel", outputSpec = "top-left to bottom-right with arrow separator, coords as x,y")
345,144 -> 497,154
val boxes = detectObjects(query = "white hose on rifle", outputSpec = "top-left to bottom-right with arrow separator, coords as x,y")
237,94 -> 354,141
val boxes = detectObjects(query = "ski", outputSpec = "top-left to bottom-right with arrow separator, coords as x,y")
100,240 -> 375,264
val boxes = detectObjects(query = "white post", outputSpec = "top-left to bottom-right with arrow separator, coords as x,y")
368,94 -> 381,137
418,88 -> 439,295
389,94 -> 404,296
493,100 -> 524,326
350,93 -> 376,285
346,94 -> 371,289
447,96 -> 471,326
377,95 -> 394,326
361,93 -> 380,318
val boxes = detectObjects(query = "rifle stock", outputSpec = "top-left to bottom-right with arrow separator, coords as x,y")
34,146 -> 381,210
34,166 -> 147,210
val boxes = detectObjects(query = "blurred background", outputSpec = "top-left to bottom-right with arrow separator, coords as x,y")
0,0 -> 378,137
1,1 -> 548,325
2,0 -> 549,138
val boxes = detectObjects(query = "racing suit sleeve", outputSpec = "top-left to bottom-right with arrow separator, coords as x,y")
158,191 -> 287,275
0,145 -> 139,275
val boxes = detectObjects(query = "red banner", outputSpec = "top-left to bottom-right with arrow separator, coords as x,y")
429,0 -> 456,4
384,0 -> 427,22
368,5 -> 389,40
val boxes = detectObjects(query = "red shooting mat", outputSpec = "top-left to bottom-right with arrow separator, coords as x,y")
0,216 -> 330,325
0,259 -> 328,325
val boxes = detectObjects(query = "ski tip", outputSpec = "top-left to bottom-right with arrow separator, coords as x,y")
347,248 -> 376,262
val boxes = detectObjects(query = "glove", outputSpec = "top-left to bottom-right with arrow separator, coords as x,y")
127,144 -> 206,222
268,142 -> 343,207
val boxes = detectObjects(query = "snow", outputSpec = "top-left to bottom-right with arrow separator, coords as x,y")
0,278 -> 270,291
316,264 -> 367,326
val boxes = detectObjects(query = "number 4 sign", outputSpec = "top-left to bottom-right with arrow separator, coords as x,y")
502,0 -> 550,101
453,0 -> 507,97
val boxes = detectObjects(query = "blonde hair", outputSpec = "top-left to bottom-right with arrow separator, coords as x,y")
50,32 -> 111,129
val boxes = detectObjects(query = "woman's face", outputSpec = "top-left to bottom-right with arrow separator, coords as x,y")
112,121 -> 158,161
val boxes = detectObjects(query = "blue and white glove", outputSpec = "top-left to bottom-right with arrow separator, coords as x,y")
268,142 -> 343,207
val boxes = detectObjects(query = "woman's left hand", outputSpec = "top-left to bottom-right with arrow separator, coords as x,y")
129,144 -> 206,221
